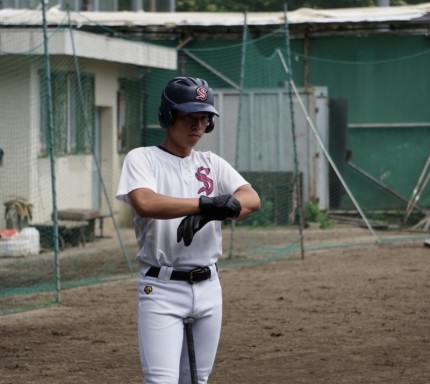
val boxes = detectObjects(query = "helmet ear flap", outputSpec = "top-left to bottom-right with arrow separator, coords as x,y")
205,115 -> 215,133
158,101 -> 173,129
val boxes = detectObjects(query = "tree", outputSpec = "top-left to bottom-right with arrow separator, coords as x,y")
175,0 -> 427,12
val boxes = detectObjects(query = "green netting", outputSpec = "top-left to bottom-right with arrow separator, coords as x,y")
305,35 -> 430,209
1,6 -> 430,314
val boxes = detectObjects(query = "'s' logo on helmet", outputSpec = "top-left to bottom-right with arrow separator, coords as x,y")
195,166 -> 214,195
196,87 -> 208,101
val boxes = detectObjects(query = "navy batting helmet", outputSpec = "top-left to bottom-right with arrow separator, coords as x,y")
158,76 -> 219,133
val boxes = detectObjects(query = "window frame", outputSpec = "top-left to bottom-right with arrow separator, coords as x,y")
39,70 -> 95,157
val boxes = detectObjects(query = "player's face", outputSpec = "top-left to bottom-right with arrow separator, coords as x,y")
175,112 -> 209,131
164,111 -> 209,155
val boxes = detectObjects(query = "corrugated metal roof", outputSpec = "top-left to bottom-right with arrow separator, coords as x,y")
0,3 -> 430,27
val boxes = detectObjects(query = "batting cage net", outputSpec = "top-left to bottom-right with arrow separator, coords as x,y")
1,5 -> 430,314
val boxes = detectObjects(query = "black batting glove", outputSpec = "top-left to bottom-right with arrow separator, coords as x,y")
177,196 -> 242,247
199,195 -> 242,219
177,214 -> 213,247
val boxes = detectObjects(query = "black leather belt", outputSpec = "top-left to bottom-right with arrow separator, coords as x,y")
145,266 -> 213,284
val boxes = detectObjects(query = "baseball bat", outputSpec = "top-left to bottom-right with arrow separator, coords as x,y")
183,317 -> 198,384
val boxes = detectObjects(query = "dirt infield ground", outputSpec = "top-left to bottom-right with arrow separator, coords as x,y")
1,238 -> 430,384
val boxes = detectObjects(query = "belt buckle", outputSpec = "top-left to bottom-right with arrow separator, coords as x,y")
188,267 -> 207,284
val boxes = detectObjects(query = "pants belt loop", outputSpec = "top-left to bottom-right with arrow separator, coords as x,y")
209,264 -> 218,280
159,266 -> 173,281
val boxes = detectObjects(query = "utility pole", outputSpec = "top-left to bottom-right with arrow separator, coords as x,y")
148,0 -> 175,12
131,0 -> 143,11
167,0 -> 175,12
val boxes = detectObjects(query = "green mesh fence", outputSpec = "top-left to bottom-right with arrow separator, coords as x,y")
1,6 -> 430,314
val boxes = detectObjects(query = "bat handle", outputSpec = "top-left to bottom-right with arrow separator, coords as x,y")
184,317 -> 198,384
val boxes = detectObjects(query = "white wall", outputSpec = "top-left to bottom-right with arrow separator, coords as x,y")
0,57 -> 33,228
0,55 -> 143,227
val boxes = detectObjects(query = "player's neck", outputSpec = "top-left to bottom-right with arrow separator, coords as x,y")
157,145 -> 187,158
159,140 -> 192,158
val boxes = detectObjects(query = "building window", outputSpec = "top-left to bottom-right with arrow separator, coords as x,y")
39,70 -> 95,157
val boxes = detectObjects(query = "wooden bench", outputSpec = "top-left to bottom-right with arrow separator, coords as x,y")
95,211 -> 114,238
57,209 -> 114,240
30,220 -> 88,250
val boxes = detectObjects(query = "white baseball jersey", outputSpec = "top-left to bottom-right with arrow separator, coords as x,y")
116,146 -> 248,269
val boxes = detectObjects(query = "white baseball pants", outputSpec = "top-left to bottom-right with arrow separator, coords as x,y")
137,265 -> 222,384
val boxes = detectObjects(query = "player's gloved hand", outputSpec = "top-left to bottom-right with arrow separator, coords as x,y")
178,196 -> 242,247
177,214 -> 213,247
199,195 -> 242,219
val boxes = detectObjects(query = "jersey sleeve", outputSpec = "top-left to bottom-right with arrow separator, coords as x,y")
211,153 -> 249,195
116,148 -> 157,204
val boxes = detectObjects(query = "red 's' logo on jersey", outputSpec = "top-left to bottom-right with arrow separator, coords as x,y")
195,166 -> 214,195
196,87 -> 208,101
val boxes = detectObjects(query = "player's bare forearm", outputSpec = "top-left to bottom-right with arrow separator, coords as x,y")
233,184 -> 261,219
129,188 -> 200,219
129,185 -> 259,220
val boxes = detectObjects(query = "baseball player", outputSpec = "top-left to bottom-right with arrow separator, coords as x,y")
116,76 -> 260,384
